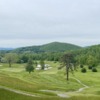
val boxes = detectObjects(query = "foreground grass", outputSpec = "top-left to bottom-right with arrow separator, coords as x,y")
0,88 -> 100,100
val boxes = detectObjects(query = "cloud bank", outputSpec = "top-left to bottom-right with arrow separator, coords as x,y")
0,0 -> 100,47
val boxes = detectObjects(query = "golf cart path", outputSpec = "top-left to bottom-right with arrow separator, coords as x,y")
41,77 -> 89,98
0,77 -> 89,98
0,85 -> 37,97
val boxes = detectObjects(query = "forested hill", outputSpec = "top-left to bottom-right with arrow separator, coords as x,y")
73,44 -> 100,65
12,42 -> 82,53
74,44 -> 100,56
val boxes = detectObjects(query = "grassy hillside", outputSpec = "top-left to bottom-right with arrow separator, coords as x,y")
0,62 -> 100,100
0,44 -> 100,100
12,42 -> 81,53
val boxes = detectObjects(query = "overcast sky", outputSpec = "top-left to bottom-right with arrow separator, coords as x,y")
0,0 -> 100,48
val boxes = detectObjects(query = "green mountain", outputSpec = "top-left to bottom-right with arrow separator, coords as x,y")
12,42 -> 81,53
40,42 -> 81,52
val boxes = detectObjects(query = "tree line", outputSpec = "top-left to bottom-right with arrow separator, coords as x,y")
0,44 -> 100,67
0,45 -> 99,81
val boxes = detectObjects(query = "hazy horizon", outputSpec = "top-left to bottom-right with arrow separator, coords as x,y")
0,41 -> 99,49
0,0 -> 100,47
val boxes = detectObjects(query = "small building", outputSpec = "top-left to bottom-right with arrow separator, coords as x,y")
36,64 -> 52,70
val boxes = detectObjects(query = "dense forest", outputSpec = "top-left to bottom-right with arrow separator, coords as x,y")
74,44 -> 100,66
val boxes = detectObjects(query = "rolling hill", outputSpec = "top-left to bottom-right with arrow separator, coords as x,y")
12,42 -> 82,53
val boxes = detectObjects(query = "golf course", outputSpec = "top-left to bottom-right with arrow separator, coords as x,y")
0,61 -> 100,100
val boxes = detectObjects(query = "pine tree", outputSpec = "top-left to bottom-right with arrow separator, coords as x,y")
59,53 -> 75,81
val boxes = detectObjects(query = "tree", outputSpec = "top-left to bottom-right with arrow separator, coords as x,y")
92,67 -> 97,72
20,54 -> 29,63
34,61 -> 38,66
88,66 -> 92,69
81,68 -> 87,73
4,53 -> 18,67
59,53 -> 75,81
80,64 -> 84,68
40,60 -> 45,70
86,55 -> 98,67
26,58 -> 34,73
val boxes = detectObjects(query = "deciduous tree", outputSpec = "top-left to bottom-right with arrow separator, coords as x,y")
5,53 -> 18,67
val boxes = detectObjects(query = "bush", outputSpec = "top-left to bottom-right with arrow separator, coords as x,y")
80,64 -> 84,68
88,66 -> 92,69
81,68 -> 87,73
92,68 -> 97,72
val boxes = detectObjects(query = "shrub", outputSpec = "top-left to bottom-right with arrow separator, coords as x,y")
80,64 -> 84,68
88,66 -> 92,69
92,68 -> 97,72
81,68 -> 87,73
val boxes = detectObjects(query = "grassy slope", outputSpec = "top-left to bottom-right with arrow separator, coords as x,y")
74,67 -> 100,95
0,62 -> 100,100
0,63 -> 82,93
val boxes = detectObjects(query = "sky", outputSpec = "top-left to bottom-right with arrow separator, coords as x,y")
0,0 -> 100,48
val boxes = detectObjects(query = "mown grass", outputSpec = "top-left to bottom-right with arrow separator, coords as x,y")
0,62 -> 100,99
0,88 -> 59,100
0,62 -> 82,93
0,73 -> 58,96
0,72 -> 82,94
0,88 -> 100,100
72,66 -> 100,95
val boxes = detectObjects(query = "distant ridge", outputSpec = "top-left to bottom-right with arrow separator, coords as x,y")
40,42 -> 81,52
0,48 -> 14,50
12,42 -> 82,53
